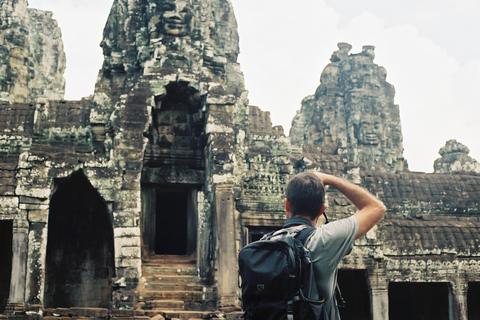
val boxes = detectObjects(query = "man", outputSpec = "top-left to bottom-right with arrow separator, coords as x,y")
284,171 -> 386,319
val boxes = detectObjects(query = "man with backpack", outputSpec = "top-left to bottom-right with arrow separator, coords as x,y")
239,171 -> 386,319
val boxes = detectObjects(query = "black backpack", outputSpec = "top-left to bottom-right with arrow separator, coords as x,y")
238,225 -> 329,320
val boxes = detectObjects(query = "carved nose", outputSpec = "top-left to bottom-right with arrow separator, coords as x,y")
163,11 -> 181,20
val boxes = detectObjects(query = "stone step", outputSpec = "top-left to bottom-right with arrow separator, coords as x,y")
145,299 -> 184,309
44,307 -> 110,318
144,282 -> 204,291
110,317 -> 149,320
143,290 -> 205,301
144,310 -> 213,319
143,265 -> 198,276
139,255 -> 218,317
145,274 -> 199,284
143,254 -> 196,265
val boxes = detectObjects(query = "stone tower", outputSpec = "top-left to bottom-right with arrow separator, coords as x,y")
0,0 -> 65,103
434,139 -> 480,174
290,43 -> 407,173
89,0 -> 249,311
93,0 -> 243,117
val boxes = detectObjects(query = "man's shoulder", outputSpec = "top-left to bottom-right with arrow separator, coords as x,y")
325,215 -> 359,232
306,216 -> 359,250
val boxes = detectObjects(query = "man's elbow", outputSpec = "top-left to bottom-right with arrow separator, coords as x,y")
376,201 -> 387,219
368,200 -> 387,223
355,202 -> 387,239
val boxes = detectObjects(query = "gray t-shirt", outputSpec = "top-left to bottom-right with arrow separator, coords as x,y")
305,216 -> 359,320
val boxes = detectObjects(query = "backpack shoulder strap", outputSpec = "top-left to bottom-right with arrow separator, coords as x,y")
293,225 -> 347,309
293,226 -> 315,245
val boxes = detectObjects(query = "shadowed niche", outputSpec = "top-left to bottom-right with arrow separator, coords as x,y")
44,170 -> 115,308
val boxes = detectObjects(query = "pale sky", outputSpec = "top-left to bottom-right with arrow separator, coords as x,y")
27,0 -> 480,173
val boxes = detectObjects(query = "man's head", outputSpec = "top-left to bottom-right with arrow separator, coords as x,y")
285,172 -> 326,220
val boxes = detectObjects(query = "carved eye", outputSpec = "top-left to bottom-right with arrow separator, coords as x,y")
162,3 -> 175,11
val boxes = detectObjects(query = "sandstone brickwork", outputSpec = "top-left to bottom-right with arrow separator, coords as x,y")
290,43 -> 406,173
1,1 -> 480,320
0,0 -> 65,103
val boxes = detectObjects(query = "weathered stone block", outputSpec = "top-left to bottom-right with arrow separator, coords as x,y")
0,196 -> 19,210
119,246 -> 141,258
27,209 -> 48,222
114,227 -> 141,238
69,308 -> 109,318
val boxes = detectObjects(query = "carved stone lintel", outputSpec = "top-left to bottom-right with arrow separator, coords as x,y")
142,166 -> 204,184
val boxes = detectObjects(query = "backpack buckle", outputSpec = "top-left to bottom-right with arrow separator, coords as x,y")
287,300 -> 294,320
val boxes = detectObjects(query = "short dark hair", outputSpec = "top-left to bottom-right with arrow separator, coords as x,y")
285,172 -> 325,219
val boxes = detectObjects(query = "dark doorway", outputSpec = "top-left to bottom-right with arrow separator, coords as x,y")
0,220 -> 13,313
44,170 -> 115,308
142,186 -> 198,256
155,191 -> 188,255
468,282 -> 480,320
389,282 -> 450,320
337,269 -> 371,320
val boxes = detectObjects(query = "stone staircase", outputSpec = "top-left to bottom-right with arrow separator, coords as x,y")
138,254 -> 218,320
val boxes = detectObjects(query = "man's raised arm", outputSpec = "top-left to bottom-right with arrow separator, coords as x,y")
314,172 -> 387,239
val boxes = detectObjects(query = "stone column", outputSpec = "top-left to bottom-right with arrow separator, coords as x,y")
6,220 -> 29,311
368,264 -> 389,320
197,190 -> 215,285
24,221 -> 48,305
371,288 -> 389,320
450,280 -> 468,320
214,184 -> 238,310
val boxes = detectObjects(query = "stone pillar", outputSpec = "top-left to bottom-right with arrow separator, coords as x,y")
214,184 -> 238,310
24,221 -> 47,305
6,220 -> 29,311
197,191 -> 215,285
368,263 -> 389,320
371,288 -> 389,320
450,280 -> 468,320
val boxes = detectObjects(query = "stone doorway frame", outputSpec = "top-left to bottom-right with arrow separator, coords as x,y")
141,184 -> 199,258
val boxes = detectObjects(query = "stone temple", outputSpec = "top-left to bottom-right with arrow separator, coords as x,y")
1,1 -> 480,320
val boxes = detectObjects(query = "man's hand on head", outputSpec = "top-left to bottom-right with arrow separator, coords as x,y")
312,171 -> 386,239
313,172 -> 333,186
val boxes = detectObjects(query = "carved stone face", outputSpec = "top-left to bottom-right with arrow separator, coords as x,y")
357,114 -> 382,146
161,0 -> 193,36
